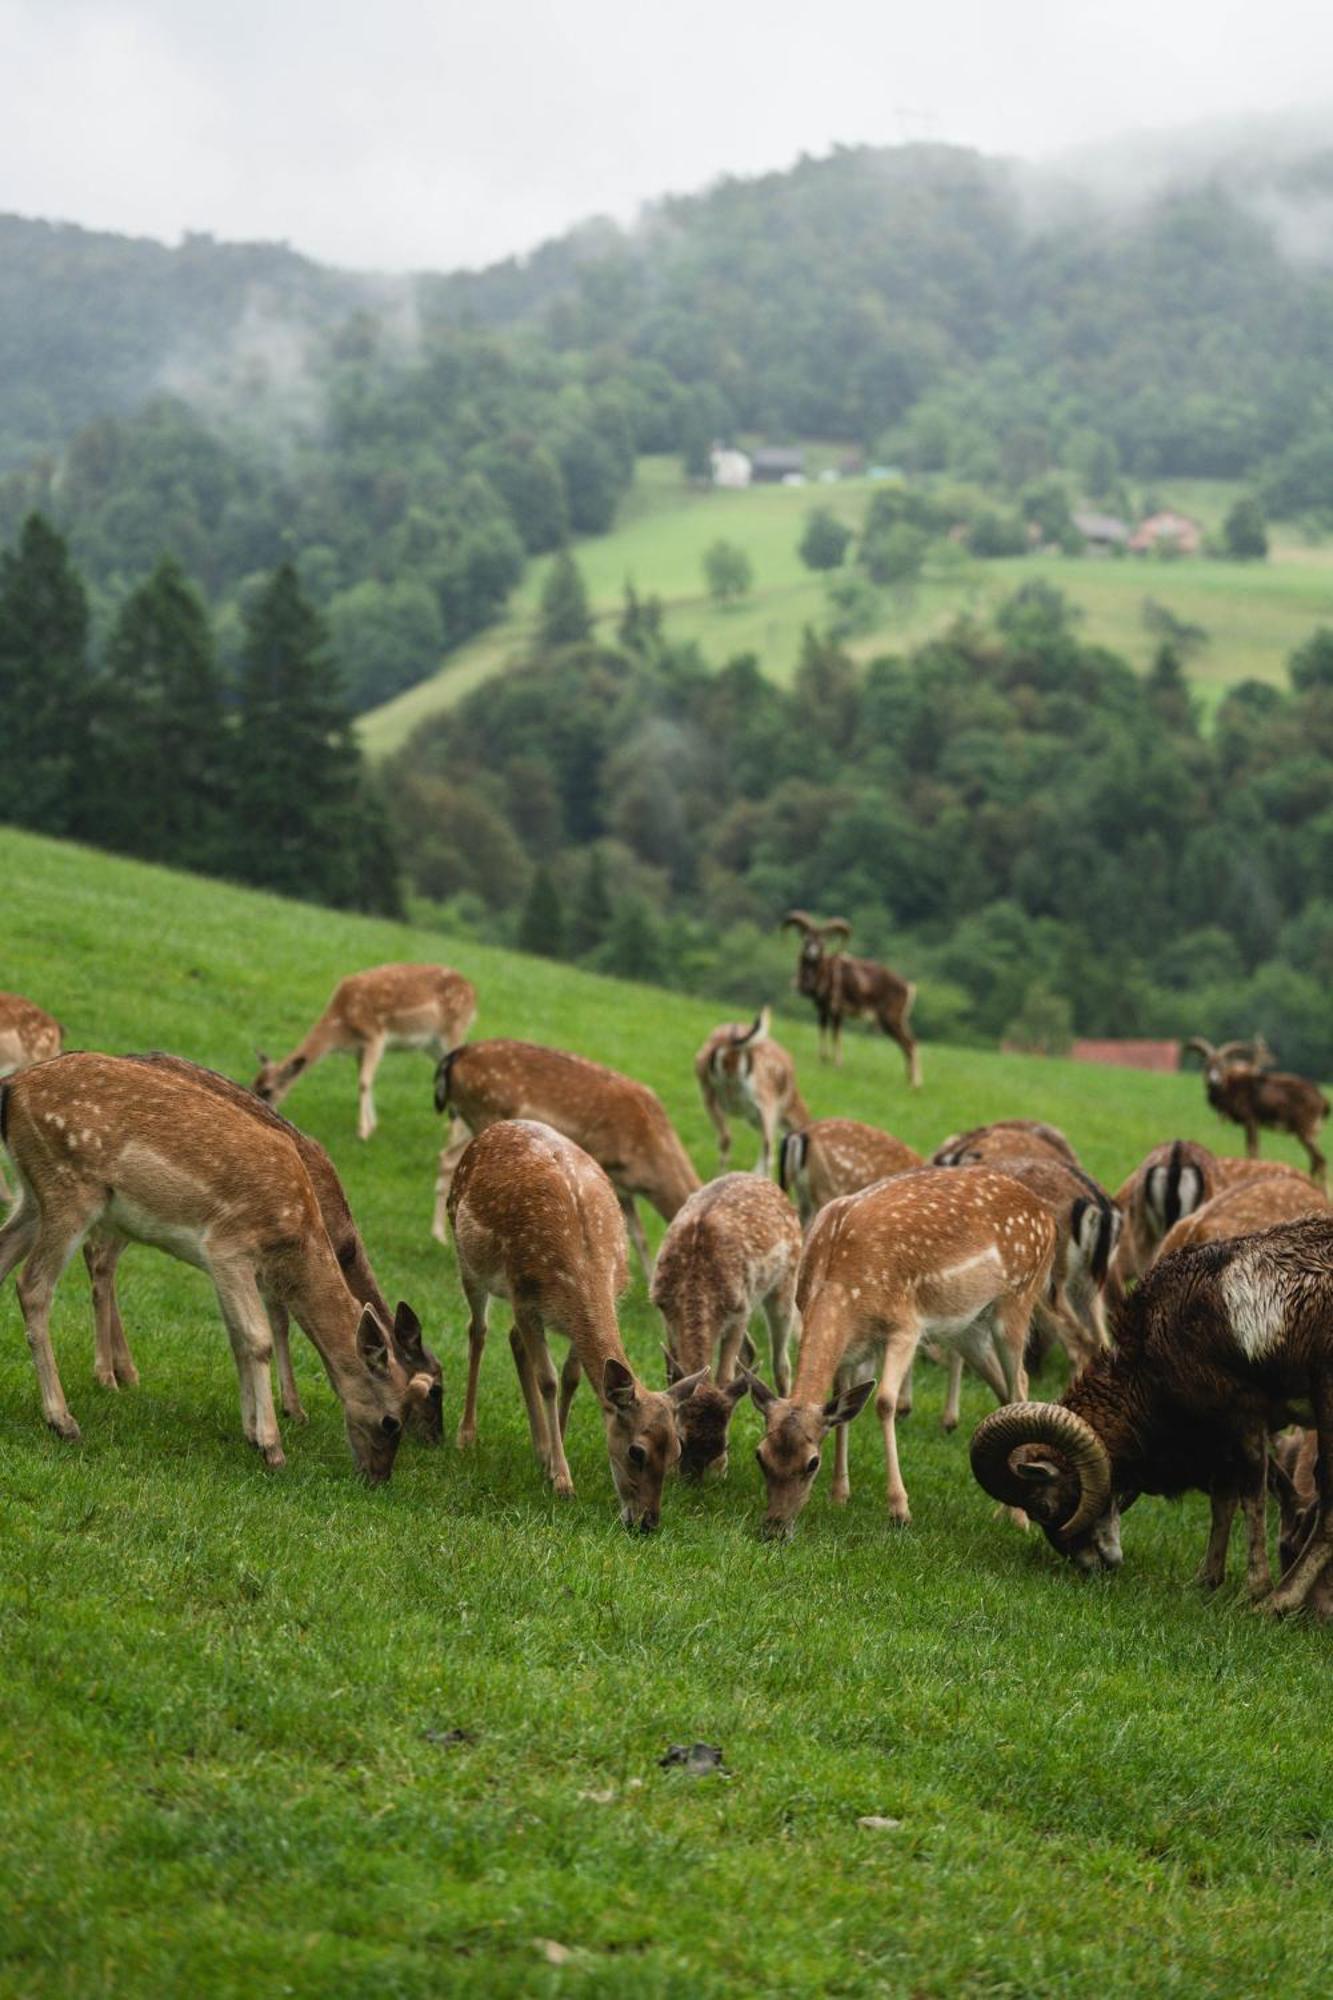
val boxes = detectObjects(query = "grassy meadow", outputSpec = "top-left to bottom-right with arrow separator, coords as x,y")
2,827 -> 1331,1997
359,457 -> 1333,757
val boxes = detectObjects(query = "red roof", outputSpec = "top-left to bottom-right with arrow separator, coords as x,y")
1072,1038 -> 1180,1072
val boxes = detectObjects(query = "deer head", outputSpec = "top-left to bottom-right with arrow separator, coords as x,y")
663,1347 -> 750,1478
741,1366 -> 874,1538
602,1357 -> 707,1531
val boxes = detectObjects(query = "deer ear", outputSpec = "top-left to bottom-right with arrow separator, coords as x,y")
820,1379 -> 873,1429
393,1300 -> 426,1366
666,1366 -> 709,1404
356,1306 -> 391,1376
288,1055 -> 307,1077
662,1345 -> 686,1386
725,1372 -> 751,1406
254,1048 -> 268,1066
603,1357 -> 638,1412
739,1364 -> 778,1414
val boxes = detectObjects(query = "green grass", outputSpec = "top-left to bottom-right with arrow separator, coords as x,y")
1,828 -> 1331,1997
358,460 -> 1333,757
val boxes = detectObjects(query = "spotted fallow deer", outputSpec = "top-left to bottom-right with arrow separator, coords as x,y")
930,1119 -> 1080,1170
975,1152 -> 1121,1375
253,963 -> 477,1140
778,1117 -> 923,1230
694,1009 -> 808,1178
741,1166 -> 1056,1538
432,1039 -> 700,1279
1107,1139 -> 1308,1302
80,1053 -> 444,1441
0,991 -> 63,1200
446,1120 -> 705,1529
0,1054 -> 430,1476
650,1172 -> 802,1477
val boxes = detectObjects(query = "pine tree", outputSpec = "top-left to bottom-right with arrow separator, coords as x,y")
518,864 -> 565,958
0,513 -> 91,834
569,846 -> 613,956
538,551 -> 592,648
90,557 -> 228,868
231,564 -> 401,914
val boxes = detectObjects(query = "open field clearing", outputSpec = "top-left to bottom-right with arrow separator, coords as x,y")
359,460 -> 1333,757
1,829 -> 1331,1996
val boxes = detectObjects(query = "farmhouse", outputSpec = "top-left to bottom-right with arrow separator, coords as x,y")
1128,510 -> 1202,556
1072,1037 -> 1181,1072
1073,509 -> 1129,553
750,447 -> 805,483
710,446 -> 752,489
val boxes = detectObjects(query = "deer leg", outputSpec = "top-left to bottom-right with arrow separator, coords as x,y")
754,1103 -> 776,1179
83,1230 -> 139,1389
266,1296 -> 307,1425
213,1263 -> 283,1466
0,1198 -> 39,1289
702,1088 -> 731,1164
508,1321 -> 550,1468
714,1313 -> 748,1388
456,1271 -> 489,1448
762,1280 -> 796,1398
1195,1488 -> 1237,1589
876,1329 -> 921,1525
941,1352 -> 964,1431
516,1309 -> 573,1496
1303,1129 -> 1327,1189
432,1121 -> 472,1243
898,1358 -> 914,1419
15,1215 -> 88,1441
1243,1118 -> 1260,1160
558,1347 -> 582,1439
356,1036 -> 387,1142
619,1195 -> 654,1283
831,1410 -> 852,1505
1262,1378 -> 1333,1616
881,1010 -> 920,1089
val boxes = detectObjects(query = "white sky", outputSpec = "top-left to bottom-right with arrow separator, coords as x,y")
3,0 -> 1332,272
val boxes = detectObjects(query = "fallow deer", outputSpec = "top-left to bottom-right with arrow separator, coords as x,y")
694,1008 -> 808,1177
778,1117 -> 923,1230
0,1054 -> 430,1476
254,963 -> 477,1140
780,911 -> 920,1082
0,991 -> 63,1200
650,1173 -> 802,1477
742,1166 -> 1055,1537
1185,1036 -> 1328,1186
432,1039 -> 700,1279
1108,1139 -> 1309,1301
930,1119 -> 1080,1169
446,1119 -> 705,1528
80,1053 -> 444,1440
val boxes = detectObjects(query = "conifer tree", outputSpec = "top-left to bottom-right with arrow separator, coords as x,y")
569,846 -> 613,956
90,556 -> 227,868
517,863 -> 565,958
231,563 -> 401,914
538,551 -> 592,648
0,513 -> 91,834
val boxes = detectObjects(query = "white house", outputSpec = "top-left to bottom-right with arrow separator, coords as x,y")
710,447 -> 752,489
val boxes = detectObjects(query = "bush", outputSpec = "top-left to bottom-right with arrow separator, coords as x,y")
799,508 -> 854,571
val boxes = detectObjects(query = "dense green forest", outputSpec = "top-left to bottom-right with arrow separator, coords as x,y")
387,566 -> 1333,1075
4,137 -> 1333,718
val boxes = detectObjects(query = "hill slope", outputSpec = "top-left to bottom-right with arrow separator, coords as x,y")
1,829 -> 1330,1995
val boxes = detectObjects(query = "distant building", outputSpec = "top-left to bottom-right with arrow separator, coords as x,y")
1128,511 -> 1202,557
1073,510 -> 1129,553
750,447 -> 805,483
710,446 -> 752,489
1071,1038 -> 1181,1072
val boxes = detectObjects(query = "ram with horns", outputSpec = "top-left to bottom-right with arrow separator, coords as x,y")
779,911 -> 921,1083
969,1214 -> 1333,1616
1184,1034 -> 1327,1186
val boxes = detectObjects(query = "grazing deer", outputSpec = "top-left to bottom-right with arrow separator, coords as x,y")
0,1055 -> 430,1476
1185,1036 -> 1328,1186
778,1117 -> 923,1230
446,1120 -> 705,1528
80,1053 -> 444,1441
0,991 -> 63,1200
254,963 -> 477,1140
780,911 -> 920,1082
694,1009 -> 809,1177
742,1166 -> 1055,1537
650,1173 -> 802,1477
1156,1170 -> 1328,1261
1106,1140 -> 1307,1301
974,1152 -> 1121,1380
432,1039 -> 700,1279
930,1119 -> 1080,1170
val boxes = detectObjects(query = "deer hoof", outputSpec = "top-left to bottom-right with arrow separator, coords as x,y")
48,1412 -> 82,1442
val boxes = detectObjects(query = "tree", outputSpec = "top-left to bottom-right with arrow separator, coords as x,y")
230,563 -> 401,914
327,577 -> 445,712
517,863 -> 566,957
861,520 -> 928,590
1223,494 -> 1269,561
538,551 -> 593,647
89,557 -> 227,868
602,896 -> 666,981
569,846 -> 613,955
0,513 -> 91,835
798,508 -> 853,572
703,539 -> 752,606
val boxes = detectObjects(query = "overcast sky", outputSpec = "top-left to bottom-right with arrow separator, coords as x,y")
4,1 -> 1332,272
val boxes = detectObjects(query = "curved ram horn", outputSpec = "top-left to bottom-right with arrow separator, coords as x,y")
818,916 -> 853,941
1215,1040 -> 1258,1066
970,1402 -> 1113,1541
781,909 -> 820,936
1183,1036 -> 1216,1062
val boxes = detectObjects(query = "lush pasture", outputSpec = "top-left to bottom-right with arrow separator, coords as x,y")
359,459 -> 1333,756
1,828 -> 1330,1998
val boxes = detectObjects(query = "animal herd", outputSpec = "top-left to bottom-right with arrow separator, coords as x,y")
1,953 -> 1330,1620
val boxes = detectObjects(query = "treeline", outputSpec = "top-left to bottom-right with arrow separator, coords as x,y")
0,513 -> 399,915
387,570 -> 1333,1075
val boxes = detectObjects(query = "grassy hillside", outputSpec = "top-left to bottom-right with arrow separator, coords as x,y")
359,458 -> 1333,758
1,829 -> 1330,1996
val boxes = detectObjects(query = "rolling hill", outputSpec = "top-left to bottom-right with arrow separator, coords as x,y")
1,827 -> 1329,1995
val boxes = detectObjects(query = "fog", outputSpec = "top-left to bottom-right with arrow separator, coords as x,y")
3,0 -> 1333,271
